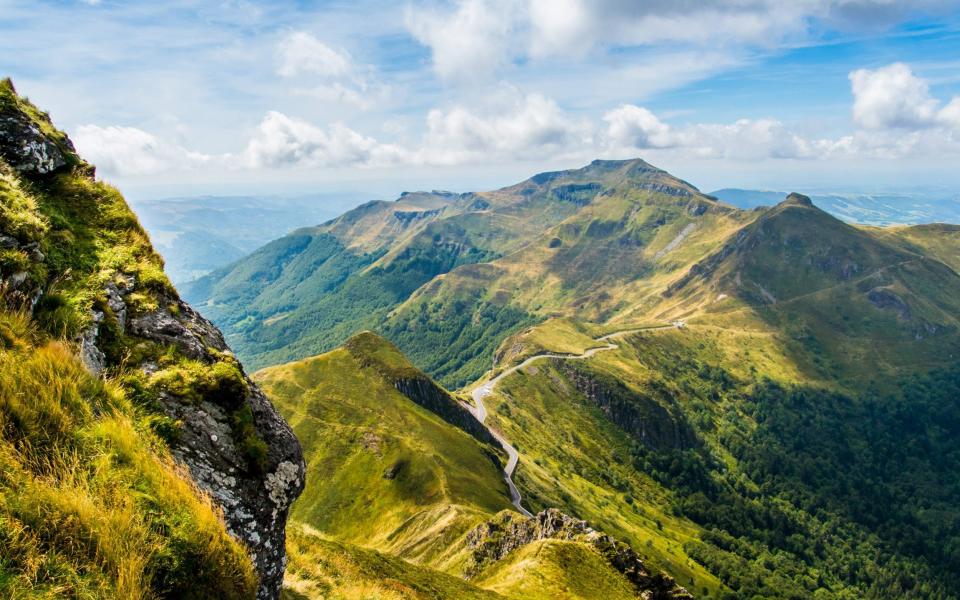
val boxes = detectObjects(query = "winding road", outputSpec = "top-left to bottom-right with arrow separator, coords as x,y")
465,324 -> 679,516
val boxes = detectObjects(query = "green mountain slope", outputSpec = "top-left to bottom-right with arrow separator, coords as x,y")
255,332 -> 690,599
0,80 -> 302,599
188,153 -> 960,598
657,194 -> 960,382
484,317 -> 960,599
187,159 -> 751,386
254,331 -> 511,566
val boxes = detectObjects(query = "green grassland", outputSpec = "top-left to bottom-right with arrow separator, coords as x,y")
479,314 -> 960,598
0,312 -> 256,599
253,333 -> 512,570
258,332 -> 693,599
283,523 -> 503,600
471,539 -> 637,600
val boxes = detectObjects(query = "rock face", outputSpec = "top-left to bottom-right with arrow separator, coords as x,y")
466,509 -> 693,599
0,87 -> 73,175
0,80 -> 304,600
393,376 -> 499,447
131,294 -> 305,599
556,361 -> 697,451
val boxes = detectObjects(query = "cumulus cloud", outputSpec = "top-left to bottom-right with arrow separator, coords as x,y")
76,59 -> 960,177
417,90 -> 592,164
603,105 -> 674,149
405,0 -> 520,82
602,62 -> 960,161
274,31 -> 387,110
242,111 -> 406,169
849,62 -> 940,129
72,124 -> 211,176
602,108 -> 829,160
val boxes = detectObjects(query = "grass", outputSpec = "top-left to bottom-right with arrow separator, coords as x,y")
473,540 -> 637,600
483,351 -> 724,596
282,523 -> 503,600
0,310 -> 257,599
0,79 -> 269,598
253,343 -> 512,570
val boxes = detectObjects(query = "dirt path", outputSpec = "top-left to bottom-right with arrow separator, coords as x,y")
465,324 -> 676,515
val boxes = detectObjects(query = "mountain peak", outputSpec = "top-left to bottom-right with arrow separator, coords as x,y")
782,192 -> 814,207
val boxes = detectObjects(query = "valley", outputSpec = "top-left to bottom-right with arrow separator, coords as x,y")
7,3 -> 960,600
4,72 -> 960,600
206,157 -> 960,598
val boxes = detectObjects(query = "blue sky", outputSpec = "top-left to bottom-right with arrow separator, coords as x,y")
2,0 -> 960,200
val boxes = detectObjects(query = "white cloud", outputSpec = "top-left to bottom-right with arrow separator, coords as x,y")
72,124 -> 210,176
405,0 -> 520,82
527,0 -> 591,58
939,97 -> 960,131
242,111 -> 407,168
276,31 -> 352,78
417,90 -> 592,164
274,31 -> 387,110
849,62 -> 940,129
603,105 -> 674,149
74,59 -> 960,178
602,107 -> 827,160
406,1 -> 953,81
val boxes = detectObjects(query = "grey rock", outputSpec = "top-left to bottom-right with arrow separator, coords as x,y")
6,270 -> 28,290
164,384 -> 304,600
104,281 -> 127,333
128,300 -> 226,360
129,294 -> 303,599
78,310 -> 106,374
867,286 -> 911,320
0,109 -> 72,175
0,234 -> 18,249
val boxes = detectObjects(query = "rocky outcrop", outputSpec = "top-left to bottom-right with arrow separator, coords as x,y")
0,82 -> 304,600
0,81 -> 73,175
556,361 -> 697,451
867,286 -> 911,320
130,292 -> 305,599
466,509 -> 693,599
393,375 -> 499,447
393,207 -> 444,224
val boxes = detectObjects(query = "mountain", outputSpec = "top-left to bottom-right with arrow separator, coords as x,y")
710,187 -> 960,226
193,153 -> 960,597
130,194 -> 368,286
185,158 -> 751,385
255,332 -> 691,600
0,79 -> 303,599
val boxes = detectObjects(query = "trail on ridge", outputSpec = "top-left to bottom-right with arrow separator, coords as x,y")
465,324 -> 678,515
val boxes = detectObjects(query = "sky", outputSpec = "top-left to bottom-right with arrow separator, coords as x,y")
2,0 -> 960,201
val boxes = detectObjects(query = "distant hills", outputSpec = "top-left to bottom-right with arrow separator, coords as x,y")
130,193 -> 369,285
710,187 -> 960,226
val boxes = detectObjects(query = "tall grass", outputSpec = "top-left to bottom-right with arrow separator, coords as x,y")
0,310 -> 257,599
